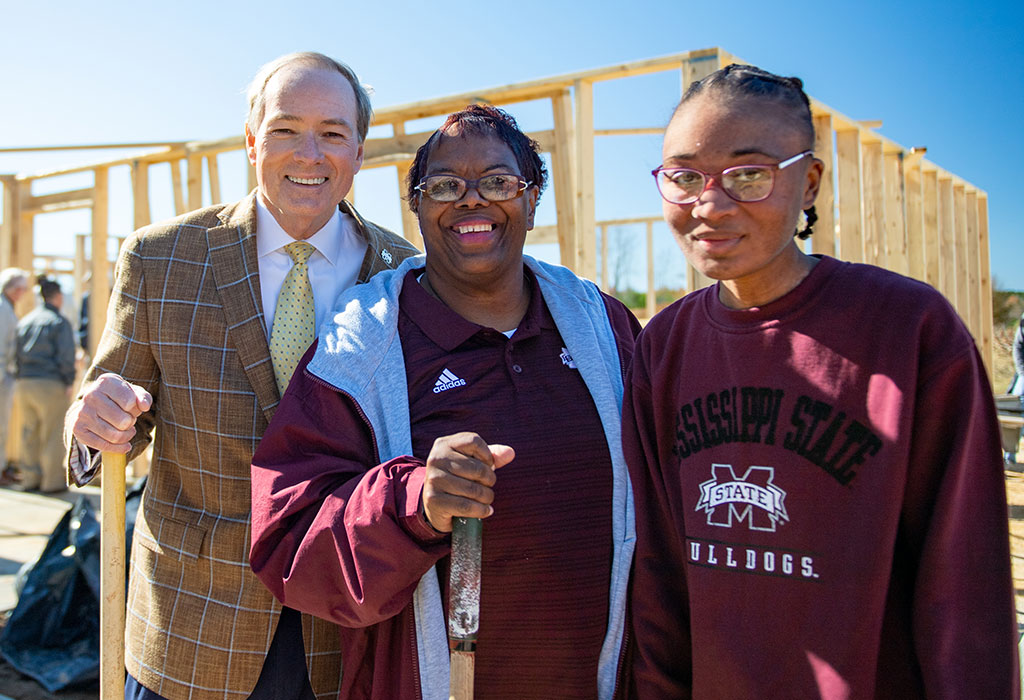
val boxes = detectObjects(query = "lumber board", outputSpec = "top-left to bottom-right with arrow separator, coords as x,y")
131,161 -> 150,230
206,155 -> 221,205
551,89 -> 577,268
574,79 -> 596,279
904,163 -> 924,281
811,114 -> 836,256
22,188 -> 93,214
883,152 -> 907,275
186,154 -> 203,211
938,176 -> 956,304
835,130 -> 863,263
965,191 -> 980,340
977,196 -> 993,376
922,169 -> 939,288
860,140 -> 884,266
170,159 -> 185,215
91,168 -> 110,360
0,177 -> 15,269
953,184 -> 968,321
392,124 -> 423,250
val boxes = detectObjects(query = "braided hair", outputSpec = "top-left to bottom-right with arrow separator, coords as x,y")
679,64 -> 818,238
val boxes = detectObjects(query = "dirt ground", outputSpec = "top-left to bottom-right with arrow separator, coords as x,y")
0,469 -> 1021,699
1004,467 -> 1024,633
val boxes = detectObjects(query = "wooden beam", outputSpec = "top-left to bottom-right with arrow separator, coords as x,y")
526,224 -> 559,246
904,163 -> 924,282
938,176 -> 955,304
363,132 -> 433,162
0,177 -> 17,270
593,127 -> 665,137
0,141 -> 183,154
15,184 -> 33,272
835,130 -> 863,263
22,188 -> 94,214
964,190 -> 980,340
391,124 -> 423,250
574,79 -> 596,279
860,139 -> 884,266
922,169 -> 939,288
14,146 -> 183,181
370,48 -> 726,125
599,224 -> 608,291
811,114 -> 836,256
953,184 -> 967,321
171,159 -> 185,215
883,152 -> 907,274
395,162 -> 423,250
187,154 -> 203,211
131,160 -> 151,230
977,195 -> 993,377
247,160 -> 257,193
551,89 -> 577,268
90,167 -> 110,360
206,155 -> 221,205
74,234 -> 87,329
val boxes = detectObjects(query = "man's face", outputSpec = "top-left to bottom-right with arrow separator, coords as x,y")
245,64 -> 364,240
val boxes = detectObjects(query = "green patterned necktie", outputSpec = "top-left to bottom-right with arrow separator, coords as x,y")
270,241 -> 316,395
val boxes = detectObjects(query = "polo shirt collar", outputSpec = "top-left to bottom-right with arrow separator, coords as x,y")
400,267 -> 553,351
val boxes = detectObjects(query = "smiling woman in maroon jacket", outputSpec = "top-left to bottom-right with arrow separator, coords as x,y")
624,64 -> 1019,699
250,105 -> 639,700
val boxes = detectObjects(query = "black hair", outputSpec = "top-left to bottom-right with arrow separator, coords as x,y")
406,104 -> 548,212
37,275 -> 62,302
677,64 -> 818,238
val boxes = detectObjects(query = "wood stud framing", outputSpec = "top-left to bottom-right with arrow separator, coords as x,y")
0,47 -> 997,374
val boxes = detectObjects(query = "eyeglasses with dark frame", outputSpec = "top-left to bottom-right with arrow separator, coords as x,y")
652,151 -> 814,205
414,174 -> 533,203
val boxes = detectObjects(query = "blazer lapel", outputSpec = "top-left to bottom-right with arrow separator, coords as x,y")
207,194 -> 280,420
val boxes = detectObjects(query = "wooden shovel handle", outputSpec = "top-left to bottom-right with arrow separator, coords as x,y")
100,451 -> 127,700
449,649 -> 475,700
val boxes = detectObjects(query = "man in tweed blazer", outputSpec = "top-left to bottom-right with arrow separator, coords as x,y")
65,53 -> 419,700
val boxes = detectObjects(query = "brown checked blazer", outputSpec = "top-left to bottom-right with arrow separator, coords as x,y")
69,193 -> 419,700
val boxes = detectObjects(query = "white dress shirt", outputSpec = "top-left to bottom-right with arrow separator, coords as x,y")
255,199 -> 368,338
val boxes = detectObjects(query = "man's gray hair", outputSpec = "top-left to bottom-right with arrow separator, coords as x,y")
0,268 -> 28,295
246,52 -> 373,143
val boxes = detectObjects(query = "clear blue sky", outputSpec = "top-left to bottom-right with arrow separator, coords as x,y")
2,0 -> 1022,289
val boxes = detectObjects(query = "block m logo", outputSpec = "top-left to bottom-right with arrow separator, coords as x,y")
696,463 -> 789,532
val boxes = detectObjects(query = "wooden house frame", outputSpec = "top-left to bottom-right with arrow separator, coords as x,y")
0,47 -> 994,372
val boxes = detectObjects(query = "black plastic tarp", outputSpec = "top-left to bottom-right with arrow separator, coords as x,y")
0,478 -> 144,692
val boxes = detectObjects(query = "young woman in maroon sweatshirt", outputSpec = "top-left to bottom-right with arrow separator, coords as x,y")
625,64 -> 1019,699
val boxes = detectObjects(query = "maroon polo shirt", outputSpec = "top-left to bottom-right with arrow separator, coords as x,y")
398,268 -> 615,698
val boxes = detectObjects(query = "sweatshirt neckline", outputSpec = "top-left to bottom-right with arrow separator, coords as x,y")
703,254 -> 839,329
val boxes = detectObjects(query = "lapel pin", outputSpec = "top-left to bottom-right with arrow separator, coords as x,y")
380,249 -> 393,265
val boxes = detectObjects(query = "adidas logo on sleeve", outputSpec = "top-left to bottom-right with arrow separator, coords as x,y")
433,368 -> 467,394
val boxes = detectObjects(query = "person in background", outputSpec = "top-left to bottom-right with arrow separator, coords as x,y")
0,268 -> 29,484
1006,311 -> 1024,464
64,52 -> 418,700
1014,312 -> 1024,381
15,275 -> 75,493
625,63 -> 1019,698
250,104 -> 638,699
